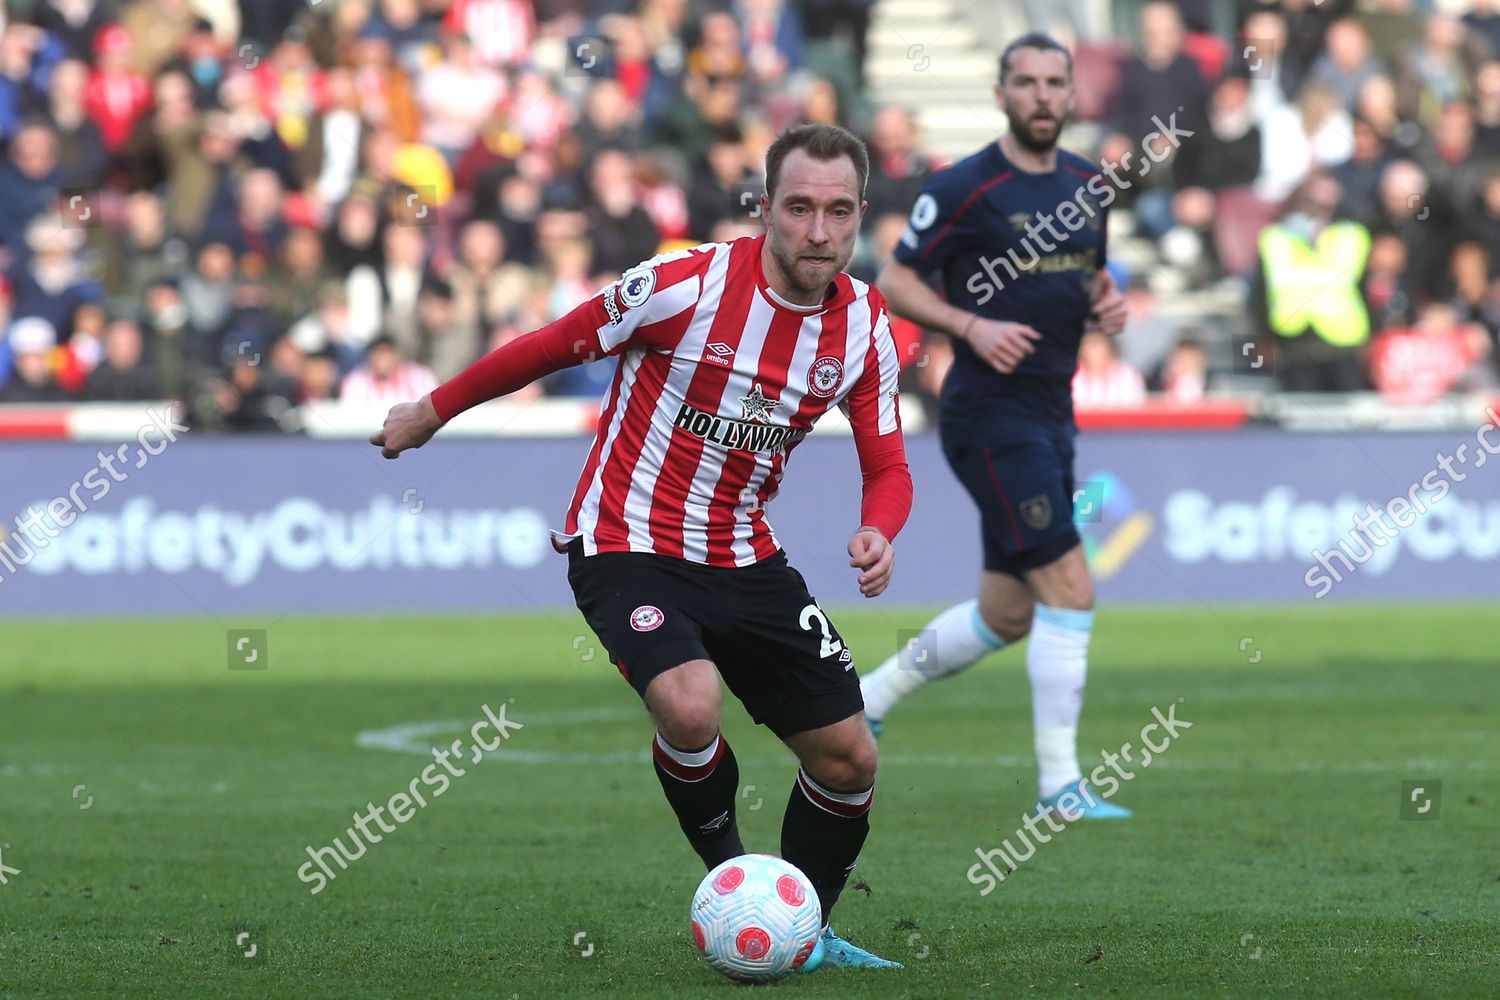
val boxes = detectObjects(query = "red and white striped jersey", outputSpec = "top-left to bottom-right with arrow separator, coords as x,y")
558,235 -> 903,567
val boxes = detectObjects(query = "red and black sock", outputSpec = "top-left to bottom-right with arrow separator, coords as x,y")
780,768 -> 873,926
651,732 -> 745,869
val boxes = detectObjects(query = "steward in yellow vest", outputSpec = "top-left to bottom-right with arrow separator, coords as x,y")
1252,174 -> 1373,391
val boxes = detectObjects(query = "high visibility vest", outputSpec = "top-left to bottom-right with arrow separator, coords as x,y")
1259,222 -> 1372,347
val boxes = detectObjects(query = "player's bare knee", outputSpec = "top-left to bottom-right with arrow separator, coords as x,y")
980,601 -> 1032,643
654,703 -> 720,749
810,733 -> 878,792
645,662 -> 721,748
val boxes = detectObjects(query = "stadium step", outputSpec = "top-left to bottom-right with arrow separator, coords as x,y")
868,0 -> 1016,158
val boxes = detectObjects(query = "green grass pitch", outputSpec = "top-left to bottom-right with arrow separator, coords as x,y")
1,605 -> 1496,997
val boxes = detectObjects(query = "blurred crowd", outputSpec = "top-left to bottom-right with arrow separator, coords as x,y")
0,0 -> 1496,430
1072,0 -> 1500,405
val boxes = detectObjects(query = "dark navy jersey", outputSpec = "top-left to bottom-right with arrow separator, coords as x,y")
893,142 -> 1111,429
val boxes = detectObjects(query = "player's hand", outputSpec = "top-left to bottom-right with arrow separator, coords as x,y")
370,394 -> 443,459
962,317 -> 1042,374
848,527 -> 894,598
1087,270 -> 1127,338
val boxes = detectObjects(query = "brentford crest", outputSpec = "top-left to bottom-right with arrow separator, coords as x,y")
630,605 -> 665,632
806,356 -> 844,398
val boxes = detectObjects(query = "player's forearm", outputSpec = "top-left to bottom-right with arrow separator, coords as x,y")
429,307 -> 602,422
854,430 -> 913,541
877,260 -> 972,340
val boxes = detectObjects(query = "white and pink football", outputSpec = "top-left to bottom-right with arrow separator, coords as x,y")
689,854 -> 822,982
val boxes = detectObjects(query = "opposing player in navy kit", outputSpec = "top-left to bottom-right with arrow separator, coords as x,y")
862,34 -> 1134,820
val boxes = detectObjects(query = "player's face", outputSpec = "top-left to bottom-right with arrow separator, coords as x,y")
995,48 -> 1074,153
762,149 -> 866,300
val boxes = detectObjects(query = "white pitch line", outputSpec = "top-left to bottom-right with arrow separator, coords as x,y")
354,710 -> 1495,772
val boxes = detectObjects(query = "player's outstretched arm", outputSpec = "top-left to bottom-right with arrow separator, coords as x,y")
847,429 -> 912,598
368,302 -> 606,460
877,258 -> 970,337
877,259 -> 1040,375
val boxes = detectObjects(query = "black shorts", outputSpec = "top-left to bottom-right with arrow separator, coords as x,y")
940,411 -> 1082,578
566,540 -> 864,739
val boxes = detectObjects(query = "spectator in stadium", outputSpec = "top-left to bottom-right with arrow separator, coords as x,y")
82,317 -> 163,400
1356,73 -> 1421,159
181,240 -> 239,368
585,148 -> 660,276
0,22 -> 56,144
1306,18 -> 1386,113
364,223 -> 430,356
1107,2 -> 1210,154
48,58 -> 109,190
1365,233 -> 1414,332
167,17 -> 230,110
576,79 -> 648,166
1472,61 -> 1500,158
362,0 -> 436,75
236,0 -> 304,55
800,0 -> 874,87
57,301 -> 106,392
1236,10 -> 1297,100
140,275 -> 189,395
1448,241 -> 1496,338
340,333 -> 436,406
268,225 -> 329,330
32,0 -> 115,62
299,346 -> 339,402
1254,172 -> 1373,392
211,349 -> 299,432
0,317 -> 67,402
288,280 -> 360,374
1376,159 -> 1447,302
1421,102 -> 1485,219
740,0 -> 804,87
212,166 -> 289,260
414,28 -> 506,165
1464,173 -> 1500,263
8,217 -> 101,334
85,23 -> 152,154
119,0 -> 217,77
0,122 -> 62,256
635,151 -> 692,243
442,0 -> 534,70
862,105 -> 933,225
1154,335 -> 1208,404
1170,75 -> 1270,276
447,219 -> 527,360
414,277 -> 474,382
1369,300 -> 1494,405
1072,331 -> 1147,410
102,191 -> 179,315
688,124 -> 754,239
1465,0 -> 1500,60
1334,116 -> 1396,229
1363,0 -> 1425,80
1398,15 -> 1473,122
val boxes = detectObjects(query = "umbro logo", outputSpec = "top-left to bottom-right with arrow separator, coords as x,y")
700,810 -> 731,832
704,342 -> 734,368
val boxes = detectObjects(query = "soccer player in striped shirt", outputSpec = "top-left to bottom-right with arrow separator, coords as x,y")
861,34 -> 1135,821
373,124 -> 911,971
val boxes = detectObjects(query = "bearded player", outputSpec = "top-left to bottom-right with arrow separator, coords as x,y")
373,124 -> 910,970
862,35 -> 1132,820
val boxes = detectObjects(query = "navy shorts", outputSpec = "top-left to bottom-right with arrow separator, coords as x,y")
565,540 -> 864,739
940,413 -> 1082,577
